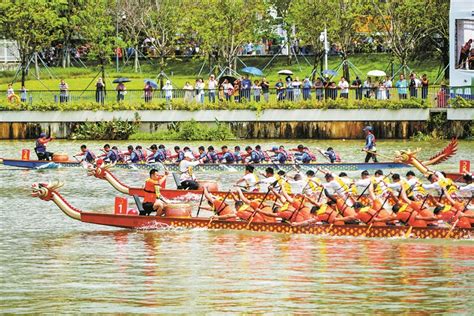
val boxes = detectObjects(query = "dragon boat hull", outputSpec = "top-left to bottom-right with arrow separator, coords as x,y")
2,158 -> 409,172
79,212 -> 472,239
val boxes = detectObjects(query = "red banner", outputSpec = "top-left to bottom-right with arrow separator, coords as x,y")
459,160 -> 471,173
114,196 -> 128,215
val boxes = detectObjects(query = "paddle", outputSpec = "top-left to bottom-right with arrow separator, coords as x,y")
208,190 -> 232,226
445,196 -> 473,238
196,190 -> 205,217
246,181 -> 277,228
363,194 -> 391,236
363,149 -> 392,161
289,196 -> 306,223
357,172 -> 392,201
403,194 -> 431,238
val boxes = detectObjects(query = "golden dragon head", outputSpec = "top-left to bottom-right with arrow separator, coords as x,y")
87,161 -> 115,179
31,181 -> 64,201
393,148 -> 421,164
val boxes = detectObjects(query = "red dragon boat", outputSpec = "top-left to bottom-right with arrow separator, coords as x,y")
31,181 -> 472,240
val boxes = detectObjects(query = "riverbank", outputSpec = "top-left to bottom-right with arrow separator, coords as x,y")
0,108 -> 472,139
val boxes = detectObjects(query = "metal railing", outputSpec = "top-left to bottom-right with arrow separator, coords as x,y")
1,85 -> 472,108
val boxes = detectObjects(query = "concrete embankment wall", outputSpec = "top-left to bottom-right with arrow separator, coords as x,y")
0,109 -> 472,139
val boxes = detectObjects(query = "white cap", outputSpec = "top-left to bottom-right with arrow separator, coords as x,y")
184,152 -> 194,160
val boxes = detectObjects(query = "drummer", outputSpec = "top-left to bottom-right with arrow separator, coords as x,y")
142,168 -> 169,216
34,132 -> 54,160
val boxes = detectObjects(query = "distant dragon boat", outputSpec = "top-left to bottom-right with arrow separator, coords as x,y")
0,138 -> 459,172
31,181 -> 473,240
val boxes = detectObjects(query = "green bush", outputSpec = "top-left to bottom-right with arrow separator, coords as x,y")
0,97 -> 431,111
129,119 -> 235,141
449,96 -> 474,108
70,113 -> 141,140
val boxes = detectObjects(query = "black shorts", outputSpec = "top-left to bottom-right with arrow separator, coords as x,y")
142,202 -> 154,215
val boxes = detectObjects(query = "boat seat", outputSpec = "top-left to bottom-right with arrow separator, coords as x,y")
133,195 -> 145,214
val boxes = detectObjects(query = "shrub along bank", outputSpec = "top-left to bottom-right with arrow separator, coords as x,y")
0,98 -> 440,112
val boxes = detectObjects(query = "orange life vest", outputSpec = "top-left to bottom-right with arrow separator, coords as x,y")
143,178 -> 160,204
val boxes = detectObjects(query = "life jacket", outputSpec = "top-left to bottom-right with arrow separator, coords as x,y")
275,174 -> 292,194
212,198 -> 234,218
222,152 -> 235,163
106,149 -> 119,162
176,151 -> 185,162
435,204 -> 454,222
371,177 -> 386,196
35,138 -> 46,153
116,150 -> 125,162
143,178 -> 160,203
153,150 -> 166,162
396,203 -> 427,227
234,151 -> 242,162
316,204 -> 338,223
236,204 -> 265,222
84,150 -> 96,163
438,178 -> 457,195
305,150 -> 316,161
135,149 -> 146,161
356,206 -> 377,224
335,177 -> 350,194
207,151 -> 218,163
245,173 -> 260,191
306,178 -> 321,194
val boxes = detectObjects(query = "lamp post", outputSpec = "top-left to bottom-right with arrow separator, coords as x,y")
116,9 -> 126,72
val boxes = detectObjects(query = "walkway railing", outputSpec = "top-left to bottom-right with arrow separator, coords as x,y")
1,86 -> 472,108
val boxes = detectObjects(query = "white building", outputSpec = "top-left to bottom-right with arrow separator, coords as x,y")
0,39 -> 20,63
450,0 -> 474,88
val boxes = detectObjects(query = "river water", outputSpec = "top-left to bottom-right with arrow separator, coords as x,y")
1,139 -> 473,313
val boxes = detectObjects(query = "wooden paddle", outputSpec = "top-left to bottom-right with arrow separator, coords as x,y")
446,196 -> 473,238
196,190 -> 205,217
363,194 -> 391,237
207,190 -> 232,226
245,181 -> 277,229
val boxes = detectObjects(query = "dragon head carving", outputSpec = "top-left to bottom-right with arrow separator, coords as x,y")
87,162 -> 115,179
31,181 -> 63,201
393,148 -> 421,164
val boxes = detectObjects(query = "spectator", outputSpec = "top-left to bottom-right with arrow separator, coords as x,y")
222,79 -> 233,101
241,75 -> 251,100
116,82 -> 126,102
421,74 -> 429,100
378,79 -> 387,100
233,79 -> 241,102
384,76 -> 392,100
396,74 -> 408,99
338,77 -> 349,99
351,76 -> 362,100
363,77 -> 372,98
163,80 -> 173,104
328,82 -> 338,100
252,80 -> 261,102
275,78 -> 285,101
183,81 -> 194,103
409,73 -> 417,98
293,77 -> 302,101
285,78 -> 294,101
314,77 -> 324,101
7,83 -> 14,99
20,85 -> 27,103
208,74 -> 218,103
302,77 -> 312,100
95,77 -> 105,104
144,81 -> 153,102
260,77 -> 270,102
59,79 -> 69,103
457,39 -> 472,69
469,48 -> 474,70
195,78 -> 205,103
436,84 -> 449,108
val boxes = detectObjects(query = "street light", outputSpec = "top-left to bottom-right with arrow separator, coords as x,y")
116,10 -> 126,72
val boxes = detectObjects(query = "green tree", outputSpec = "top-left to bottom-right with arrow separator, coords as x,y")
185,0 -> 267,72
0,1 -> 63,86
371,0 -> 430,73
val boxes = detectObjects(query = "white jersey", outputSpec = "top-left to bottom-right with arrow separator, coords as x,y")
179,160 -> 200,182
289,179 -> 307,195
260,176 -> 277,192
243,173 -> 259,192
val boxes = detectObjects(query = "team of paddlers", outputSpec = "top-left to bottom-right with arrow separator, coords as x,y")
140,162 -> 474,229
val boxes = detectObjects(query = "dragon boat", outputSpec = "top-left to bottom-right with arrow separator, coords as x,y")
0,138 -> 459,172
31,181 -> 473,240
88,160 -> 472,208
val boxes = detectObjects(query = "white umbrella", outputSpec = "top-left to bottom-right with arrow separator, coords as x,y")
367,70 -> 386,77
278,69 -> 293,75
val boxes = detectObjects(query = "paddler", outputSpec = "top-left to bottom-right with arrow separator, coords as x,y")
362,125 -> 378,163
244,146 -> 261,163
236,165 -> 260,192
142,168 -> 169,216
267,146 -> 288,164
259,186 -> 313,223
458,174 -> 473,195
34,132 -> 54,161
201,187 -> 237,220
173,146 -> 185,163
258,167 -> 277,192
231,187 -> 275,223
219,145 -> 235,164
293,144 -> 312,163
255,145 -> 267,162
320,171 -> 353,205
234,146 -> 243,163
74,144 -> 96,163
147,144 -> 166,163
101,144 -> 119,163
207,146 -> 219,163
178,151 -> 202,190
316,147 -> 341,163
304,170 -> 323,196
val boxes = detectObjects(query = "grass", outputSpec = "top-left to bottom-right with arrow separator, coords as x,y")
0,53 -> 445,91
